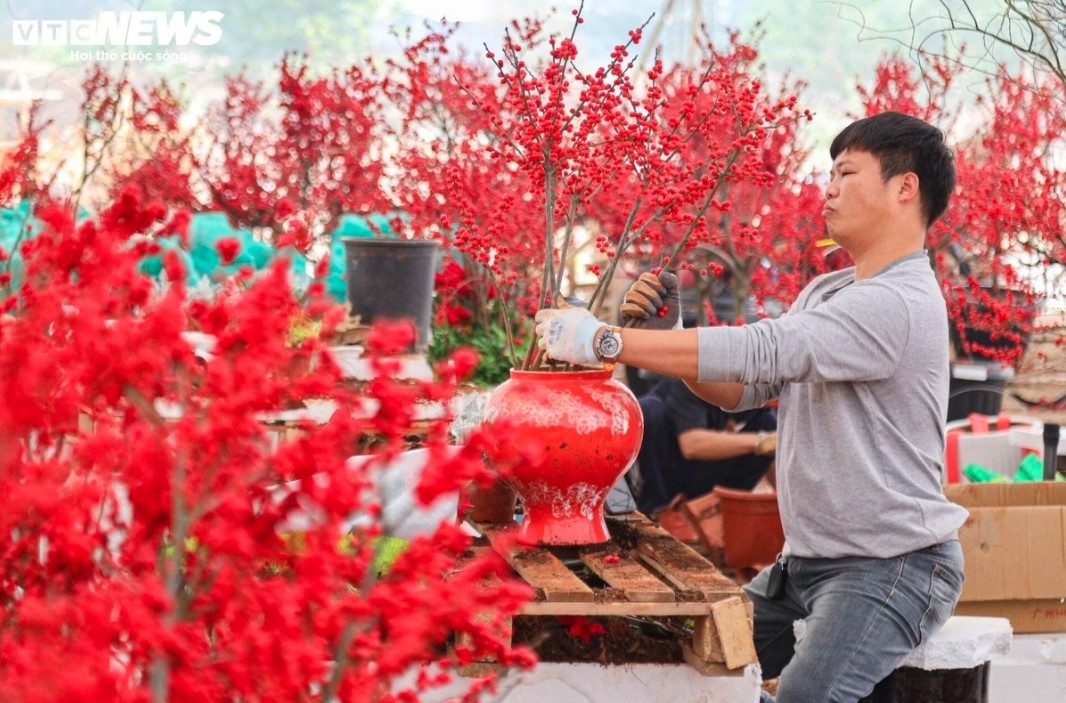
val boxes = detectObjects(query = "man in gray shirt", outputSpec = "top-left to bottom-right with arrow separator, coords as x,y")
535,111 -> 968,702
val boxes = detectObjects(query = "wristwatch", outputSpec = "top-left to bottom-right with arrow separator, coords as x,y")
594,326 -> 624,361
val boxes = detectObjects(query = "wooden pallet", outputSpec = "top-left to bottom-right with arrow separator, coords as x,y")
458,512 -> 758,675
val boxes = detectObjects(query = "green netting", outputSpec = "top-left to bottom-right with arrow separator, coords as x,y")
1,202 -> 44,294
137,234 -> 200,287
189,212 -> 244,279
244,237 -> 273,270
0,202 -> 37,244
3,206 -> 405,302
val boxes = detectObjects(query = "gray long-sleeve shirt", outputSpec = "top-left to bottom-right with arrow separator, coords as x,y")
696,251 -> 969,559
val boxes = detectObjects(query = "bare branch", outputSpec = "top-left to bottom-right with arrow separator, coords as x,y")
838,0 -> 1065,97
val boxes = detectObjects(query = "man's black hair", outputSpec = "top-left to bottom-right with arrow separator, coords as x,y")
830,111 -> 956,227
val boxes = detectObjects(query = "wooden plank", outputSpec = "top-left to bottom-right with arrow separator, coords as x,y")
479,524 -> 595,603
691,615 -> 724,662
578,545 -> 675,603
455,661 -> 502,679
521,599 -> 714,617
681,644 -> 740,678
622,515 -> 742,599
711,596 -> 758,669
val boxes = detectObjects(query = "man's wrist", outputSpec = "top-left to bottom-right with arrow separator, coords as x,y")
592,325 -> 621,361
592,325 -> 607,360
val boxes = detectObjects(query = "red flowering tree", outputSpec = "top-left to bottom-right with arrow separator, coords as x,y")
89,69 -> 202,213
598,33 -> 826,326
0,185 -> 535,700
855,54 -> 1066,368
41,57 -> 390,255
379,22 -> 543,374
383,6 -> 813,369
194,55 -> 390,253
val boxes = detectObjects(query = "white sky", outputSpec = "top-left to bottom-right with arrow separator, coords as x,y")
401,0 -> 497,22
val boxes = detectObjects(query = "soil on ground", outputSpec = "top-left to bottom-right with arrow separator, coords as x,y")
512,615 -> 688,665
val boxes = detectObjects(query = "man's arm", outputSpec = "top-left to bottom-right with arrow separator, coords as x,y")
676,427 -> 767,460
682,379 -> 745,410
605,327 -> 747,409
610,327 -> 699,378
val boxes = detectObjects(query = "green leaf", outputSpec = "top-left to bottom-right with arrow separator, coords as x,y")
371,535 -> 410,575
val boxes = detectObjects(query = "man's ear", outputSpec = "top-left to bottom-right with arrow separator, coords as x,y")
897,172 -> 920,203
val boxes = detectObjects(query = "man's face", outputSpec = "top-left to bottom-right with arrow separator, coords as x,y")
822,149 -> 899,248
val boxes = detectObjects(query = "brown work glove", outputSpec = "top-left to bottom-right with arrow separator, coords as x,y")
754,431 -> 777,457
619,271 -> 681,330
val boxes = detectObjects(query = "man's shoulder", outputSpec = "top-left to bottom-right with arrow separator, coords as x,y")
792,267 -> 856,310
808,266 -> 856,287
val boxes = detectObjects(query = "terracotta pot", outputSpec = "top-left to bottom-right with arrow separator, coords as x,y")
481,369 -> 643,545
712,486 -> 784,573
461,478 -> 517,524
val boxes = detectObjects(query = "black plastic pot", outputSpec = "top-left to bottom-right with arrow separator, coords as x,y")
946,361 -> 1013,422
342,238 -> 439,352
861,662 -> 991,703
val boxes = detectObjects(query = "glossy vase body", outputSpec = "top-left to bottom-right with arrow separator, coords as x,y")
481,369 -> 643,545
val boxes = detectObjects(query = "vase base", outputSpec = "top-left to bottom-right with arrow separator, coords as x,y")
517,514 -> 610,545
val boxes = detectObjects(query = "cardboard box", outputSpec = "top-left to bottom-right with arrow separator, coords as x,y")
945,482 -> 1066,633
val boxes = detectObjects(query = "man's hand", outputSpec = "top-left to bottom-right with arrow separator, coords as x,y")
534,304 -> 604,366
754,431 -> 777,457
619,271 -> 681,330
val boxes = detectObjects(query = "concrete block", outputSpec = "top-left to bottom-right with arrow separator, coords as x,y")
901,616 -> 1013,670
989,633 -> 1066,703
401,662 -> 763,703
795,615 -> 1012,671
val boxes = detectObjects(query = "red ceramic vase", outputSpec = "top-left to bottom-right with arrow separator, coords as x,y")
481,368 -> 643,545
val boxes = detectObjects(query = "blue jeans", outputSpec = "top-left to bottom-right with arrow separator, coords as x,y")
744,540 -> 965,703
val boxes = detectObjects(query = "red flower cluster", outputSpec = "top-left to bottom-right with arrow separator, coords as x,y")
557,616 -> 607,644
381,12 -> 815,367
0,191 -> 534,701
2,19 -> 1064,694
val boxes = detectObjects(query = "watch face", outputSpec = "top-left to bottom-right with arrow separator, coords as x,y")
598,331 -> 622,359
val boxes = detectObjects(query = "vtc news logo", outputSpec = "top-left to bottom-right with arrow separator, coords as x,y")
11,11 -> 224,46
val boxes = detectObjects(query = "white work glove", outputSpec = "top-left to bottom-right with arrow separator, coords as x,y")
533,305 -> 604,366
619,271 -> 682,330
